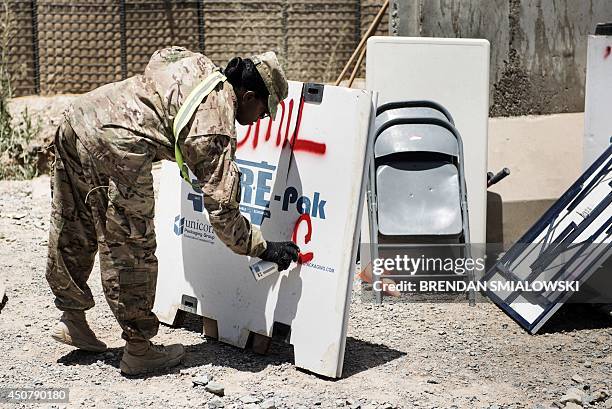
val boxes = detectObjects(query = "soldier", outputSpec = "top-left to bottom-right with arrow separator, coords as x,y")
46,47 -> 300,375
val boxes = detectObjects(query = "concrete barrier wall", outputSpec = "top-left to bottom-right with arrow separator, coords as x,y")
487,113 -> 584,246
389,0 -> 612,116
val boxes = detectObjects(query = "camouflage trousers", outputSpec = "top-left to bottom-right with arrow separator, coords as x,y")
46,121 -> 159,342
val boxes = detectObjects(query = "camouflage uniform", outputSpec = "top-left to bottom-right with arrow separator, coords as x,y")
46,46 -> 266,343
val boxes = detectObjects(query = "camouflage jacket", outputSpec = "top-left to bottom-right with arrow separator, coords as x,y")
65,46 -> 266,257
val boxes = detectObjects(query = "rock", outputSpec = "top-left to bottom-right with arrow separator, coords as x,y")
207,396 -> 224,409
571,375 -> 584,384
193,373 -> 212,387
583,362 -> 592,368
589,390 -> 609,403
336,399 -> 347,407
604,398 -> 612,409
564,403 -> 582,409
260,398 -> 276,409
560,388 -> 583,405
204,382 -> 224,397
240,395 -> 260,404
0,283 -> 5,311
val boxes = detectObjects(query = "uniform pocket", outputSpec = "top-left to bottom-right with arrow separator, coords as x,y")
226,161 -> 241,206
97,128 -> 157,186
106,179 -> 155,241
118,267 -> 151,285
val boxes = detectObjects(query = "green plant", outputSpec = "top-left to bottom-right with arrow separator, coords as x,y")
0,107 -> 41,179
1,0 -> 12,135
0,0 -> 41,180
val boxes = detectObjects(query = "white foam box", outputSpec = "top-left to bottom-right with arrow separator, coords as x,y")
153,81 -> 376,378
584,34 -> 612,169
365,36 -> 490,245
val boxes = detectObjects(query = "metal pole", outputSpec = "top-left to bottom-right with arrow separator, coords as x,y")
354,0 -> 361,47
347,43 -> 365,88
281,1 -> 288,62
30,0 -> 40,94
389,0 -> 398,36
119,0 -> 127,80
196,0 -> 205,53
334,0 -> 388,86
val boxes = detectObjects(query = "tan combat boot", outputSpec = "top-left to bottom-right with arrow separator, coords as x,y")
51,310 -> 107,352
120,340 -> 185,376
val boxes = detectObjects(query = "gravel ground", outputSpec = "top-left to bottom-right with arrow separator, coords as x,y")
0,176 -> 611,409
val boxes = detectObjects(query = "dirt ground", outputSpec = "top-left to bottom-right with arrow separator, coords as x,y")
0,176 -> 611,409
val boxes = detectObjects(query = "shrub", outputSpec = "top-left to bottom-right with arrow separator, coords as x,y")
0,0 -> 41,180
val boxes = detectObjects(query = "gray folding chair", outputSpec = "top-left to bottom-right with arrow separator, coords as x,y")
366,101 -> 473,303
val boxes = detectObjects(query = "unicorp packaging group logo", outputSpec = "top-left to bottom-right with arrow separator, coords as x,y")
173,215 -> 185,236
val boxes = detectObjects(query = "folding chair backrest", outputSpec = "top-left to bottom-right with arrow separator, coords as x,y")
374,124 -> 459,158
375,120 -> 460,159
375,101 -> 454,133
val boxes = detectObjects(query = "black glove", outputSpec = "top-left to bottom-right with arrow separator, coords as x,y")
259,241 -> 300,272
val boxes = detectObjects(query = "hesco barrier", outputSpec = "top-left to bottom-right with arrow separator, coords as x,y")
0,0 -> 387,97
1,0 -> 38,96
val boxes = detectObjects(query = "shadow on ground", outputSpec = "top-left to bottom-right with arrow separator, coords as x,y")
341,337 -> 406,378
58,347 -> 123,369
538,304 -> 611,334
178,311 -> 406,380
56,310 -> 406,380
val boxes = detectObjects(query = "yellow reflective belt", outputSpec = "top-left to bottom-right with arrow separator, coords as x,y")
173,70 -> 227,187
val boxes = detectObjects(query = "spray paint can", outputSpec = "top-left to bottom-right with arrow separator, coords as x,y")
249,260 -> 279,281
